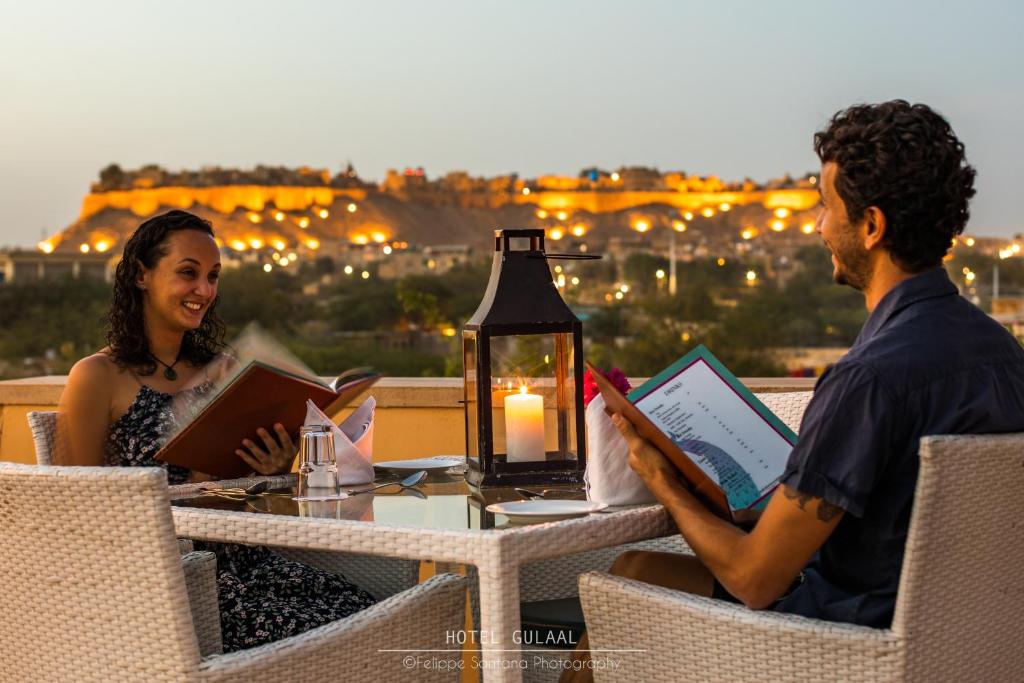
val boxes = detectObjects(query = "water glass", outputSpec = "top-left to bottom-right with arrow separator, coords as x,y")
294,425 -> 342,500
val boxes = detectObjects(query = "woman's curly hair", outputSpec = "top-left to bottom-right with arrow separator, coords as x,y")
814,100 -> 977,272
106,210 -> 226,374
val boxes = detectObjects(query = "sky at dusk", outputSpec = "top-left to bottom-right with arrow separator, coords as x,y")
1,0 -> 1021,247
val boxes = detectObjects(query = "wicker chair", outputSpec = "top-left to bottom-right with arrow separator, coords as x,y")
26,409 -> 422,600
0,463 -> 467,682
576,433 -> 1024,682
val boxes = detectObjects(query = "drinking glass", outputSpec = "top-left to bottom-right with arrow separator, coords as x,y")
294,425 -> 343,500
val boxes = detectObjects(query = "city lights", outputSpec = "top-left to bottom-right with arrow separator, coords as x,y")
353,234 -> 369,245
248,238 -> 264,249
79,244 -> 90,253
741,228 -> 758,240
383,245 -> 393,255
37,241 -> 54,254
632,219 -> 650,233
347,203 -> 357,213
247,212 -> 262,224
717,257 -> 726,266
536,209 -> 548,219
556,211 -> 568,221
746,270 -> 758,283
263,264 -> 272,273
770,220 -> 786,232
801,222 -> 815,234
614,291 -> 624,300
719,202 -> 732,212
344,265 -> 354,275
672,220 -> 687,232
701,207 -> 715,218
371,232 -> 387,243
571,224 -> 586,237
305,238 -> 320,250
298,217 -> 310,229
656,269 -> 666,280
272,239 -> 286,251
274,211 -> 285,222
773,207 -> 791,219
522,187 -> 531,195
966,237 -> 976,247
318,209 -> 330,219
361,270 -> 370,279
610,172 -> 620,182
229,239 -> 247,251
683,211 -> 694,221
94,240 -> 111,253
570,276 -> 580,286
549,228 -> 564,240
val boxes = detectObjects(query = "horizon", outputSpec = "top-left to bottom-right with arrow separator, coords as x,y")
2,1 -> 1021,246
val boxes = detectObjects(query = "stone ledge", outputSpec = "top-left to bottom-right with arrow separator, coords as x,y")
0,375 -> 815,408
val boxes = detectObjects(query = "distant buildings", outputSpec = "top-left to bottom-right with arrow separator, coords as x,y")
0,250 -> 114,284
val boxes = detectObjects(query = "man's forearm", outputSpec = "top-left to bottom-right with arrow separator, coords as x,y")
646,470 -> 759,601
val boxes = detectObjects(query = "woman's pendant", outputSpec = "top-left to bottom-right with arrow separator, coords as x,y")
163,367 -> 178,381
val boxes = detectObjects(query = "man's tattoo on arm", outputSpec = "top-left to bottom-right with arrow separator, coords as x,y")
782,485 -> 844,523
815,499 -> 844,523
782,485 -> 814,511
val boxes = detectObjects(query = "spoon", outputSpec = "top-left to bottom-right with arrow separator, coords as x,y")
348,470 -> 428,495
205,480 -> 273,500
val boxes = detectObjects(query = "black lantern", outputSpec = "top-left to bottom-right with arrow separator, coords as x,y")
462,229 -> 588,487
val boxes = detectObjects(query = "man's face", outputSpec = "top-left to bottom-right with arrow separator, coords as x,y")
816,162 -> 872,290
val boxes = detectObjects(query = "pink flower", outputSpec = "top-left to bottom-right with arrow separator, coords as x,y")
583,367 -> 631,407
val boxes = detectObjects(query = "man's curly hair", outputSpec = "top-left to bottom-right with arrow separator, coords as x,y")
106,210 -> 226,374
814,100 -> 976,272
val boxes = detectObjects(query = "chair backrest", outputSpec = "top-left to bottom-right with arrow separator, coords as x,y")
755,391 -> 813,435
27,410 -> 58,465
0,463 -> 202,681
891,434 -> 1024,680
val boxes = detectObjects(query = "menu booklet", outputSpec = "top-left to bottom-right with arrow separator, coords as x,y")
587,345 -> 797,524
155,362 -> 379,479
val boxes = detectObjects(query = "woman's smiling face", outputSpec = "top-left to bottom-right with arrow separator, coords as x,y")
138,229 -> 221,333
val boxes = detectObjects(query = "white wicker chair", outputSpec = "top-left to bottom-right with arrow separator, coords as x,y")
26,409 -> 422,600
577,433 -> 1024,682
0,463 -> 467,682
467,390 -> 814,682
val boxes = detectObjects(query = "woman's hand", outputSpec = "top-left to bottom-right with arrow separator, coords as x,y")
236,423 -> 298,475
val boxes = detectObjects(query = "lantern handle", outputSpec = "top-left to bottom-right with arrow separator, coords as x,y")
527,253 -> 602,261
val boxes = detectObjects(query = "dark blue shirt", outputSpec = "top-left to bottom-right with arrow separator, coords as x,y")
775,267 -> 1024,627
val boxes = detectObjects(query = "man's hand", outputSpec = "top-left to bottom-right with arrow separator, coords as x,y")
611,412 -> 682,493
236,423 -> 298,475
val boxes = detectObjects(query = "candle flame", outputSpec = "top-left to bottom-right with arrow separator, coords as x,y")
519,385 -> 528,395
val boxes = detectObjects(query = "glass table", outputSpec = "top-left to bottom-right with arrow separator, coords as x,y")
169,468 -> 673,683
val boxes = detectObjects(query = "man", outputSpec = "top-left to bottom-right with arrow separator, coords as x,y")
562,100 -> 1024,682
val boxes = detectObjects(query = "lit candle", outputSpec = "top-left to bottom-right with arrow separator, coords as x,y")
504,385 -> 545,462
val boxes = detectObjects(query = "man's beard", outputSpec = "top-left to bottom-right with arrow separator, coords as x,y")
830,239 -> 872,291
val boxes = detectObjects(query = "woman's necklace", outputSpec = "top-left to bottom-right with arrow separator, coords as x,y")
150,353 -> 181,381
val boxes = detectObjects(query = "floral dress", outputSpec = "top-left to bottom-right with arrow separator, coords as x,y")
105,382 -> 377,652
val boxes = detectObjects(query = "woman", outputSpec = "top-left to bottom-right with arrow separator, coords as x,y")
58,209 -> 376,651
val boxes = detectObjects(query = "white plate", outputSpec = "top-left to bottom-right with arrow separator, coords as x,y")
373,456 -> 465,473
486,500 -> 608,524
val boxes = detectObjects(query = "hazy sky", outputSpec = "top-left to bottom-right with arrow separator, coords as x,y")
1,0 -> 1021,247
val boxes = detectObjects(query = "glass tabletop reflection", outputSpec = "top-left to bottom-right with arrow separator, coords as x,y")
170,470 -> 586,531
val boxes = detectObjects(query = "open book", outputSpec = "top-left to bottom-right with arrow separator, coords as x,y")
155,362 -> 379,479
587,345 -> 797,523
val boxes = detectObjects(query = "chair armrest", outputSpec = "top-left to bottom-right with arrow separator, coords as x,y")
197,573 -> 467,683
578,572 -> 903,683
181,551 -> 223,657
273,548 -> 420,601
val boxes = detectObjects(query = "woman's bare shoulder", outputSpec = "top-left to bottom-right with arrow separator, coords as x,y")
67,352 -> 135,391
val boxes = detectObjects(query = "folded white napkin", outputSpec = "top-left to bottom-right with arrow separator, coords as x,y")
303,397 -> 376,485
584,394 -> 658,506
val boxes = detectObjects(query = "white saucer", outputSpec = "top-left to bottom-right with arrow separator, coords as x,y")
373,456 -> 465,473
486,500 -> 608,524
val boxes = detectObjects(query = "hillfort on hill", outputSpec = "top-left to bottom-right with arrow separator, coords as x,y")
39,163 -> 825,260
